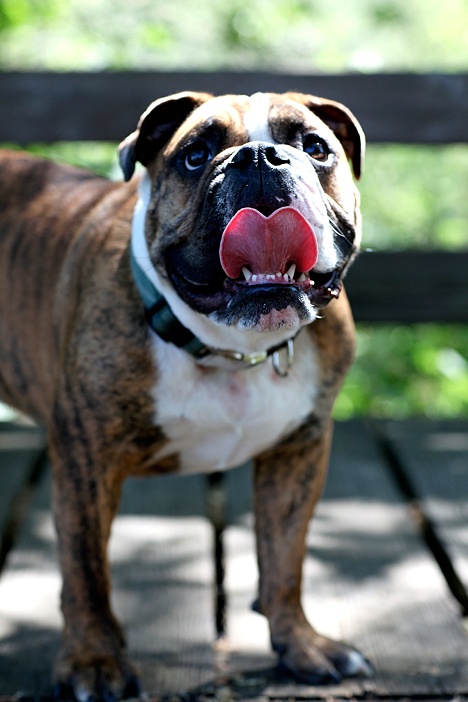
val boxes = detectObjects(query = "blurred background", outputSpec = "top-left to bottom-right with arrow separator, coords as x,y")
1,0 -> 467,418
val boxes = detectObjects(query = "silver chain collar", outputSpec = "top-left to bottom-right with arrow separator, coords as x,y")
198,336 -> 296,377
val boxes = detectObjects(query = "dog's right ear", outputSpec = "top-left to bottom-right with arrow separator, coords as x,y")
119,91 -> 213,181
285,92 -> 365,179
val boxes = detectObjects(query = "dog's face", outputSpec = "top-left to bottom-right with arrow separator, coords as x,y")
120,91 -> 364,349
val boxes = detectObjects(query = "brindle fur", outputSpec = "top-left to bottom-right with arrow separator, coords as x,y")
0,92 -> 368,699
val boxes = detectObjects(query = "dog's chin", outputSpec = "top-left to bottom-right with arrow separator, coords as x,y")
255,307 -> 306,333
209,284 -> 316,331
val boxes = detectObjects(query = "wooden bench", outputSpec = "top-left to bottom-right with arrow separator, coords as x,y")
0,71 -> 467,700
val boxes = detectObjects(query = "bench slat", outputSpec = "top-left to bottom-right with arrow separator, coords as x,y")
346,251 -> 468,323
1,72 -> 468,144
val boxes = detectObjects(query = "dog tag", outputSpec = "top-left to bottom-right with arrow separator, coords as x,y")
272,338 -> 295,377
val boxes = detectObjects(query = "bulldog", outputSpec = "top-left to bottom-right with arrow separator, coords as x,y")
0,90 -> 370,700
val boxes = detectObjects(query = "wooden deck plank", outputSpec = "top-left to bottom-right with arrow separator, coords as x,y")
380,419 -> 468,592
0,421 -> 467,698
116,474 -> 217,694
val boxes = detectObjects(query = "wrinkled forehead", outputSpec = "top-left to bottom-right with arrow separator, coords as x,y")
174,92 -> 329,145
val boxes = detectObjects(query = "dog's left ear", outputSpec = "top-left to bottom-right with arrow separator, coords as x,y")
287,93 -> 365,179
119,91 -> 213,181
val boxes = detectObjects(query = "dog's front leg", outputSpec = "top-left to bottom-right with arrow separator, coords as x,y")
254,420 -> 371,685
48,407 -> 140,702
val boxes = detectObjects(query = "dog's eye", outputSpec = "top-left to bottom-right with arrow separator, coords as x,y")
303,135 -> 330,162
183,141 -> 212,171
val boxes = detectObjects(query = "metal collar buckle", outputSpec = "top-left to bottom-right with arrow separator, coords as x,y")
212,337 -> 295,377
215,348 -> 268,368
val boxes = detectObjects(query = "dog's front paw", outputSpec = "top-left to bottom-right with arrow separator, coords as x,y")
52,645 -> 141,702
273,625 -> 373,685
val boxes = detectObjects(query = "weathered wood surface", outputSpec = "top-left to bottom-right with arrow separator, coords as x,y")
379,419 -> 468,593
0,419 -> 467,699
1,71 -> 468,144
228,248 -> 468,325
345,251 -> 468,324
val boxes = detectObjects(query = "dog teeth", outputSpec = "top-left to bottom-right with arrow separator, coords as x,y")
242,266 -> 252,282
241,269 -> 305,284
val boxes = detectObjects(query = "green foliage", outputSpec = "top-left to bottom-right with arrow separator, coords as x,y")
1,142 -> 119,179
335,325 -> 468,419
0,0 -> 468,71
25,142 -> 119,178
361,146 -> 468,251
0,0 -> 58,31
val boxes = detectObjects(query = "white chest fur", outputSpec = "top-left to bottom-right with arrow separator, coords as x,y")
151,331 -> 319,474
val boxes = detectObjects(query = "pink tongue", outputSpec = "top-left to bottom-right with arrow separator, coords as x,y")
219,207 -> 318,279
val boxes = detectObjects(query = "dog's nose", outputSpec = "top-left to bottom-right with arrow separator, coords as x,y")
229,142 -> 291,169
